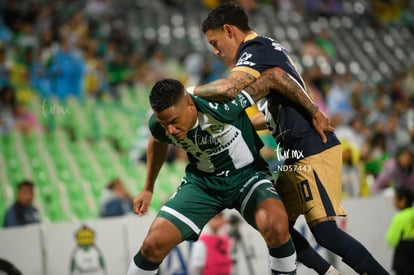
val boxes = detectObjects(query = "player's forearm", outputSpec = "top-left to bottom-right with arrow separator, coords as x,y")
194,71 -> 255,101
194,78 -> 231,101
244,75 -> 271,102
262,68 -> 318,115
144,136 -> 169,192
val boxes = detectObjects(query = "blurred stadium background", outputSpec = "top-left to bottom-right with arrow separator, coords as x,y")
0,0 -> 413,226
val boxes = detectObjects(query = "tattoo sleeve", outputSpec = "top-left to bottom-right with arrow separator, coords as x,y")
194,66 -> 318,116
261,67 -> 318,115
244,75 -> 271,102
194,71 -> 256,101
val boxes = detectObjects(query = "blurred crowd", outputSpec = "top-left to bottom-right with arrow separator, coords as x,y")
0,0 -> 413,199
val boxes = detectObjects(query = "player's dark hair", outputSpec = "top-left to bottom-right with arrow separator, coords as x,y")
202,2 -> 251,33
395,186 -> 414,208
149,79 -> 185,112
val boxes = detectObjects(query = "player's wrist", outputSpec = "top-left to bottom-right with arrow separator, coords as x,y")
311,105 -> 319,116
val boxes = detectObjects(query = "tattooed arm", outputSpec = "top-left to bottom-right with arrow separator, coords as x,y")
244,67 -> 316,114
194,66 -> 333,142
194,67 -> 317,115
247,67 -> 333,142
193,70 -> 256,101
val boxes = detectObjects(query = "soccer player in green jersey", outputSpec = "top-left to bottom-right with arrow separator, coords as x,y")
127,79 -> 297,275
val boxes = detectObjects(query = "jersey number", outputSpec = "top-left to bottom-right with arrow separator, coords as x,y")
299,180 -> 313,202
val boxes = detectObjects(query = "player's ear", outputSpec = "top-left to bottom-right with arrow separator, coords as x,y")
223,25 -> 232,38
185,92 -> 194,107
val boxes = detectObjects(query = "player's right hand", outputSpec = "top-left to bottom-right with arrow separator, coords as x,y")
133,190 -> 153,216
312,107 -> 334,143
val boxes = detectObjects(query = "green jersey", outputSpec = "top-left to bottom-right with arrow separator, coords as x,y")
149,91 -> 267,175
386,207 -> 414,247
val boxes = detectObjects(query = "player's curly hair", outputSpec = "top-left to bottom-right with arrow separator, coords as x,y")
202,1 -> 251,33
149,79 -> 185,112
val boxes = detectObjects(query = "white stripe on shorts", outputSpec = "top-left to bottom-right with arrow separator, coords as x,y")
240,179 -> 272,216
160,206 -> 201,235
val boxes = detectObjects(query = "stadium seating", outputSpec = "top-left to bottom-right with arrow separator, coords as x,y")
1,84 -> 186,223
1,1 -> 413,225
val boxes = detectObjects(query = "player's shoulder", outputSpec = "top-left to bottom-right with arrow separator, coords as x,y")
241,35 -> 285,55
243,35 -> 271,47
191,95 -> 209,110
148,114 -> 156,126
249,35 -> 280,45
148,115 -> 163,135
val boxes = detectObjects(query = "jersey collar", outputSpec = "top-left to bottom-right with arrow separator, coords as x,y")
244,31 -> 258,42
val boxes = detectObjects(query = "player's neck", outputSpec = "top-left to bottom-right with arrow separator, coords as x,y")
243,31 -> 257,42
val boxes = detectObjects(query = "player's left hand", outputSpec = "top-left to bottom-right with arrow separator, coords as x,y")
312,108 -> 334,143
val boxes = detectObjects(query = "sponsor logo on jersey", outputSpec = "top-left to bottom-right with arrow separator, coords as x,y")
236,52 -> 256,67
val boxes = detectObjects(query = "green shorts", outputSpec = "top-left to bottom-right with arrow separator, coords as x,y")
158,166 -> 280,241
